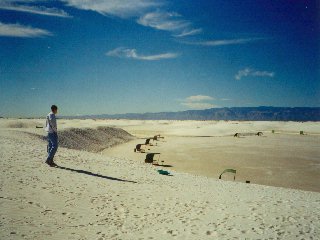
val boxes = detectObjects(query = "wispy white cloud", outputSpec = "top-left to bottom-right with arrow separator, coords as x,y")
137,11 -> 201,38
185,95 -> 214,102
137,11 -> 190,31
0,22 -> 52,37
61,0 -> 161,18
180,95 -> 217,109
2,1 -> 201,38
106,47 -> 179,61
61,1 -> 201,37
220,98 -> 231,101
173,28 -> 202,37
0,2 -> 71,17
235,68 -> 275,80
182,38 -> 264,46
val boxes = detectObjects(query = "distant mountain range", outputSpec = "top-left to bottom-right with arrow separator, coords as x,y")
63,107 -> 320,121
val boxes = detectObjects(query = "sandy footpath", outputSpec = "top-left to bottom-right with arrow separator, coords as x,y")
1,119 -> 320,239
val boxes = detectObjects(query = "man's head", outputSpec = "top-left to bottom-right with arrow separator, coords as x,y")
51,105 -> 58,114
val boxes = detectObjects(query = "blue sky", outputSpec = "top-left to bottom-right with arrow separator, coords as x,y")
0,0 -> 319,117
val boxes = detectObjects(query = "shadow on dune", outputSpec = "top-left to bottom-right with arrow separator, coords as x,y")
55,165 -> 137,183
152,164 -> 173,168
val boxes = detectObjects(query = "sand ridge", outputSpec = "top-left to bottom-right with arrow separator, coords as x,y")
50,127 -> 134,153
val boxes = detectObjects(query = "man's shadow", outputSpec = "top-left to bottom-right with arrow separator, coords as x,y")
55,165 -> 137,183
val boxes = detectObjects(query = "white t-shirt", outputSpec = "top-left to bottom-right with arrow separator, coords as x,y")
45,112 -> 57,133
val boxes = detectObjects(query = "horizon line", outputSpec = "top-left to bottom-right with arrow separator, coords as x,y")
1,106 -> 319,119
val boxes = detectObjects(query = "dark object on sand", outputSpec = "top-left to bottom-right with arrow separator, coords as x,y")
300,131 -> 304,135
153,134 -> 164,141
134,144 -> 145,153
219,169 -> 236,181
234,132 -> 263,137
145,153 -> 161,164
36,126 -> 43,128
145,138 -> 153,145
157,169 -> 170,175
246,180 -> 250,183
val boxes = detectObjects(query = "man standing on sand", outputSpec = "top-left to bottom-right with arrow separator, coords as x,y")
45,105 -> 58,167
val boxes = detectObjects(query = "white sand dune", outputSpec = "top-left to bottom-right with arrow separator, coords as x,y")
1,119 -> 320,239
41,127 -> 134,153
